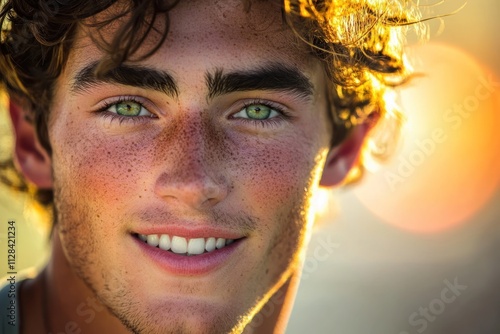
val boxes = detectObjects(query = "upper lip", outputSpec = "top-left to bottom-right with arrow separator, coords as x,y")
131,224 -> 246,240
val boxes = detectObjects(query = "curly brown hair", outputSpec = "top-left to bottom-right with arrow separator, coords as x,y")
0,0 -> 422,212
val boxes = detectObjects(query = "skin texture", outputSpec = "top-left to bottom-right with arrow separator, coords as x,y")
13,0 -> 360,333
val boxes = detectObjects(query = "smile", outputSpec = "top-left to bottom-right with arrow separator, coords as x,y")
136,233 -> 237,256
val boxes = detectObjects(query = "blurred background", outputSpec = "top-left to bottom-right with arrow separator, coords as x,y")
1,1 -> 499,334
289,1 -> 500,334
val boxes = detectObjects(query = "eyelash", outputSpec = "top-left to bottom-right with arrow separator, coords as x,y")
96,96 -> 157,126
231,99 -> 292,128
95,97 -> 292,128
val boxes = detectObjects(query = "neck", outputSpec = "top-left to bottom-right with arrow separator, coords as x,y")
244,271 -> 302,334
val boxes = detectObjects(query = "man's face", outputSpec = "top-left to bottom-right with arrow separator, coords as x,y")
48,0 -> 332,332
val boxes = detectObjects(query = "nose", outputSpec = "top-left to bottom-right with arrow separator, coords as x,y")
154,160 -> 228,210
153,121 -> 228,210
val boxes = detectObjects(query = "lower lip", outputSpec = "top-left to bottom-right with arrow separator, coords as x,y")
133,235 -> 244,276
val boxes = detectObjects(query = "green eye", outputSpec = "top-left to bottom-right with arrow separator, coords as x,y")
232,103 -> 281,122
244,104 -> 273,120
106,100 -> 154,118
115,101 -> 143,116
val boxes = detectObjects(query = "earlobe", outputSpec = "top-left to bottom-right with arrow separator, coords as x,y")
319,121 -> 372,187
9,100 -> 53,189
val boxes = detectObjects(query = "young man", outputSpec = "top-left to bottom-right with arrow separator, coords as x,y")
0,0 -> 418,333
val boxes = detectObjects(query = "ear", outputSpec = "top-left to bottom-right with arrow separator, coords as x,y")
319,121 -> 371,187
9,100 -> 52,189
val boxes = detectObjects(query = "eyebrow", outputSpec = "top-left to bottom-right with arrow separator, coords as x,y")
71,62 -> 178,97
205,64 -> 314,100
71,62 -> 314,100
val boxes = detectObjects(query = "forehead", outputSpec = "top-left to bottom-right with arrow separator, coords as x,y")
66,0 -> 318,80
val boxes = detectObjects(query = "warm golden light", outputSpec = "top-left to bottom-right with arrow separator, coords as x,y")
354,43 -> 500,233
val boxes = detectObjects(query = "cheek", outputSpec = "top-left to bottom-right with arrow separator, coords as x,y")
229,130 -> 329,268
230,135 -> 320,215
51,124 -> 156,216
232,139 -> 323,297
229,135 -> 321,260
50,124 -> 160,281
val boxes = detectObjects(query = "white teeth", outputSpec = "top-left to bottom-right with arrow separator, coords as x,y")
205,237 -> 216,252
147,234 -> 159,247
215,238 -> 226,249
171,236 -> 188,254
138,233 -> 237,255
159,234 -> 171,251
188,238 -> 206,255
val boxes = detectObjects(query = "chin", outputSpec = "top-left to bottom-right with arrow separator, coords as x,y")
111,299 -> 250,334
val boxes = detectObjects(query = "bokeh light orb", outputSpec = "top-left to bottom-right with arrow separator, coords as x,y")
355,43 -> 500,234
